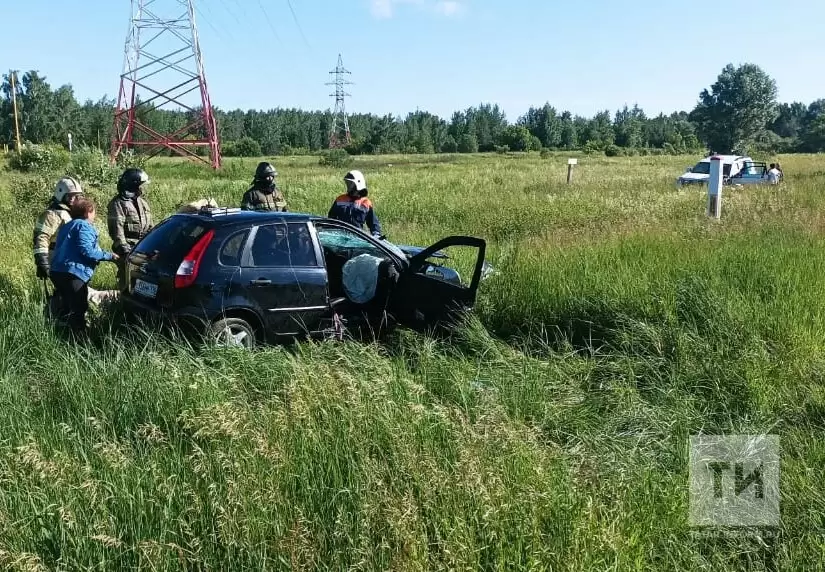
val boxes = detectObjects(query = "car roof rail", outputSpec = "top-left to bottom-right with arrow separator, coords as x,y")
198,206 -> 242,217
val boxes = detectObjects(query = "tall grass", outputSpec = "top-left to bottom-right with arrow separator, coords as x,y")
0,151 -> 822,569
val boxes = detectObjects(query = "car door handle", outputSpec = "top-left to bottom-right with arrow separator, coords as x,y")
250,279 -> 272,286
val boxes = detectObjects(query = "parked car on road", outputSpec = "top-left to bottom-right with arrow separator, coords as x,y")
121,207 -> 492,348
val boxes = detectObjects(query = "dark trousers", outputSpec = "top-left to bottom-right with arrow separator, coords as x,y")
50,271 -> 89,334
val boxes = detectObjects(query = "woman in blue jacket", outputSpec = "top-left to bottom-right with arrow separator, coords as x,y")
50,197 -> 118,334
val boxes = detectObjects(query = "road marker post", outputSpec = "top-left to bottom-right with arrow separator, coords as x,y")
707,155 -> 723,219
567,158 -> 577,184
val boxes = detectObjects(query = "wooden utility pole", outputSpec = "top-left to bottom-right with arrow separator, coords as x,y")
9,71 -> 22,154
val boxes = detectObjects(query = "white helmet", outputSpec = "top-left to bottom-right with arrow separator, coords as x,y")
343,170 -> 367,192
53,177 -> 83,204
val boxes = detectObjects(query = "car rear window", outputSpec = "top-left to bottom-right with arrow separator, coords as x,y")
134,216 -> 210,266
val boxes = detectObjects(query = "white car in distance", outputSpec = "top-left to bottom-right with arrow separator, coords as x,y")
676,155 -> 753,188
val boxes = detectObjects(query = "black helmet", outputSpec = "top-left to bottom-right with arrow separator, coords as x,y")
254,161 -> 277,183
117,168 -> 150,198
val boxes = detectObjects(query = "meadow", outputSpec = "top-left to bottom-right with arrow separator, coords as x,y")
0,150 -> 823,570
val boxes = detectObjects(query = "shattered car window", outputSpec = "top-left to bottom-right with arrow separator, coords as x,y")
315,227 -> 393,260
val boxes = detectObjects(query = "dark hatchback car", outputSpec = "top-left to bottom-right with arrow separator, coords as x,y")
121,207 -> 490,347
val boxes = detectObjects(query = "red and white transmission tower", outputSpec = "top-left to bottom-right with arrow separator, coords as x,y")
327,54 -> 353,149
110,0 -> 221,169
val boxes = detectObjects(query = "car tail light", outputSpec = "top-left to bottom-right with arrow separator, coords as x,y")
174,229 -> 215,289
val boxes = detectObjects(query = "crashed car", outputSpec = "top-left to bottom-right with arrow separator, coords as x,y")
121,207 -> 493,348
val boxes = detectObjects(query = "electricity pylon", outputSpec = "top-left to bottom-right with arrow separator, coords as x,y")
110,0 -> 221,168
327,54 -> 353,149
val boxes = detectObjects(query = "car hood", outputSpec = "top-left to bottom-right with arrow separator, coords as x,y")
679,172 -> 709,181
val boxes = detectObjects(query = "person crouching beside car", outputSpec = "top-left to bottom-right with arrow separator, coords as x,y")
50,197 -> 118,337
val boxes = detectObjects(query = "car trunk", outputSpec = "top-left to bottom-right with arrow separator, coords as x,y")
126,217 -> 212,308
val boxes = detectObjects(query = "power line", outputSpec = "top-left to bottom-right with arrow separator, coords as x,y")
284,0 -> 313,52
208,0 -> 243,29
196,1 -> 233,44
255,0 -> 285,49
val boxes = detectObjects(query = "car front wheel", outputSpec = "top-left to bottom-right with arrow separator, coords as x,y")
210,317 -> 256,349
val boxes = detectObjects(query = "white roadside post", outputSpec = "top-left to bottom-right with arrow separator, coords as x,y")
68,132 -> 73,152
567,158 -> 577,184
707,155 -> 723,219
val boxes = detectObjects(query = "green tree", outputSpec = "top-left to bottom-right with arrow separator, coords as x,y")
800,115 -> 825,152
770,102 -> 807,140
798,100 -> 825,152
458,133 -> 478,153
234,136 -> 262,157
518,103 -> 562,148
1,64 -> 815,158
613,104 -> 644,149
560,112 -> 578,149
441,135 -> 458,153
499,125 -> 533,152
689,63 -> 778,154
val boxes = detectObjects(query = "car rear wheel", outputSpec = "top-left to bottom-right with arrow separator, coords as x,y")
210,317 -> 256,349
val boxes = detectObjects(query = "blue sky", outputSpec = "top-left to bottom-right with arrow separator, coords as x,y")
2,0 -> 824,121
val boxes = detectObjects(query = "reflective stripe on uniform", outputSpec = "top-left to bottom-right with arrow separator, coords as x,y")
33,206 -> 70,258
335,200 -> 368,212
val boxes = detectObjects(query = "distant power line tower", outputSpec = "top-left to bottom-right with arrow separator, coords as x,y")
110,0 -> 221,169
327,54 -> 353,149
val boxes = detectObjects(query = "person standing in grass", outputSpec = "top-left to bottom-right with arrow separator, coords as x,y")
328,170 -> 383,238
767,163 -> 782,185
241,162 -> 287,211
108,168 -> 153,290
50,197 -> 118,336
33,177 -> 119,308
32,177 -> 84,280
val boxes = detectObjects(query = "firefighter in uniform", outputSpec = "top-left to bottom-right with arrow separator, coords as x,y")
328,170 -> 383,238
107,168 -> 153,291
33,177 -> 117,307
33,177 -> 84,278
241,161 -> 287,211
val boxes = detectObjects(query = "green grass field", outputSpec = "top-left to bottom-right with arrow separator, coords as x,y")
0,151 -> 824,570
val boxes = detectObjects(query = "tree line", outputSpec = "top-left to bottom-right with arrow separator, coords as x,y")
2,63 -> 823,158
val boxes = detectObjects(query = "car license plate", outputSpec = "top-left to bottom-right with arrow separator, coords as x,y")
134,279 -> 158,299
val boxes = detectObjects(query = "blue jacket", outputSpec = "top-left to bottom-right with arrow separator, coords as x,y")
328,194 -> 382,237
50,219 -> 114,283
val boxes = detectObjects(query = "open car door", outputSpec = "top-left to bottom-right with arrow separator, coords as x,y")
388,236 -> 486,331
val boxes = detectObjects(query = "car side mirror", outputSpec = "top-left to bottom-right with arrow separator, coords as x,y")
685,167 -> 692,173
